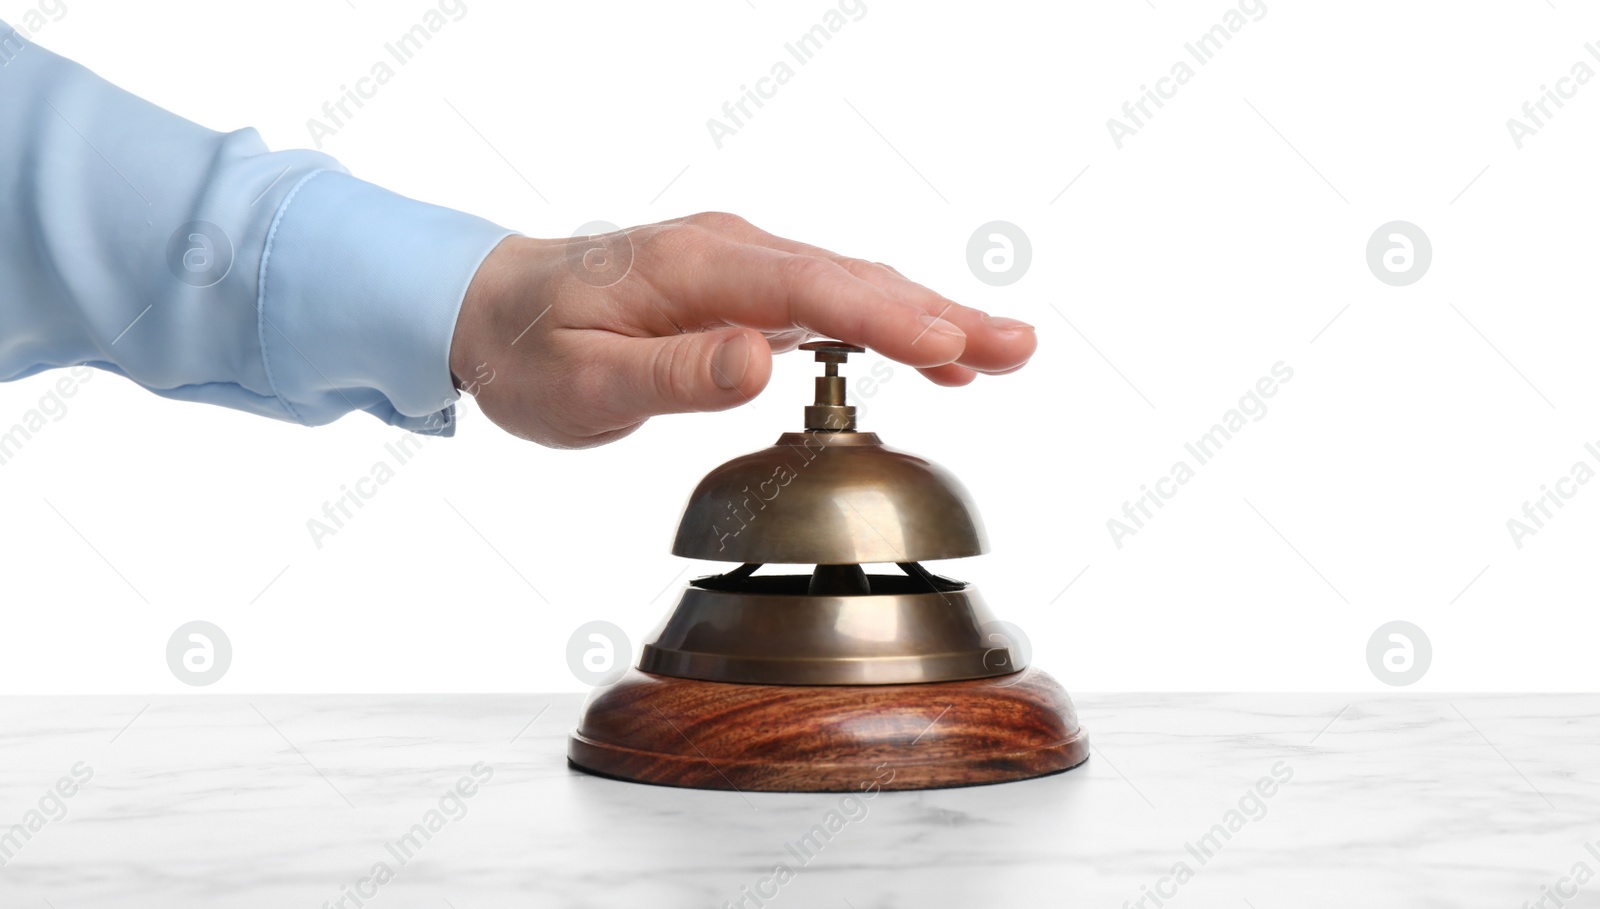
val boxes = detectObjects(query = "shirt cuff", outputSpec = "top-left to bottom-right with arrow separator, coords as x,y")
257,169 -> 514,436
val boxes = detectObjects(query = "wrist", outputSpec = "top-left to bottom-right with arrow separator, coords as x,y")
454,233 -> 566,393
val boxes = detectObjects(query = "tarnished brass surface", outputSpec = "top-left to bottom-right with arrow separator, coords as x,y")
649,340 -> 1010,686
669,432 -> 989,564
637,579 -> 1021,685
799,340 -> 863,431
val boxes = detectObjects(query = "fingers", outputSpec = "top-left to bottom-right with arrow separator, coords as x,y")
825,265 -> 1038,374
922,308 -> 1037,374
918,363 -> 978,386
579,327 -> 774,426
671,213 -> 1035,374
642,229 -> 969,370
760,327 -> 814,355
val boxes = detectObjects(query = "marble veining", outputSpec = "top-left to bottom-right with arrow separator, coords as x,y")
0,693 -> 1595,908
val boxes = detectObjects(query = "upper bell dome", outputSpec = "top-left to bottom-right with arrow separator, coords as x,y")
670,342 -> 988,564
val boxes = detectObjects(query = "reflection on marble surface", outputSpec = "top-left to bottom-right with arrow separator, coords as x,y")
0,693 -> 1595,907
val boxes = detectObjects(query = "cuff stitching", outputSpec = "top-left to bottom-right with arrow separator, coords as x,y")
256,167 -> 336,426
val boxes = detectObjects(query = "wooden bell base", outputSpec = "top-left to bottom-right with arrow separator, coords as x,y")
568,668 -> 1089,792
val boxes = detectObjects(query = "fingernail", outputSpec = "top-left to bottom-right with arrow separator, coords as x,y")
982,314 -> 1035,334
712,333 -> 750,390
917,313 -> 965,340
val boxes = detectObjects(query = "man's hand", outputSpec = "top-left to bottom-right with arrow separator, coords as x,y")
448,212 -> 1037,448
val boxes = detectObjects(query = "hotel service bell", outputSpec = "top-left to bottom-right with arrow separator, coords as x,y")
569,342 -> 1088,791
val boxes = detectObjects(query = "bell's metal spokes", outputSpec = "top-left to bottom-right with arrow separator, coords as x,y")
896,561 -> 966,593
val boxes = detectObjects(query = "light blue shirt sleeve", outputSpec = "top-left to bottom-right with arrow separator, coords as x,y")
0,21 -> 515,436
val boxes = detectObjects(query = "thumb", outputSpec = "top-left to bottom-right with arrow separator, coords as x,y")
603,327 -> 773,421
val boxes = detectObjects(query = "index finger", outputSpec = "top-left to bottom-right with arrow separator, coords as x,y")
637,227 -> 970,370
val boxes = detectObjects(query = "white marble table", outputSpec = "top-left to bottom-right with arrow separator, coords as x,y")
0,692 -> 1593,908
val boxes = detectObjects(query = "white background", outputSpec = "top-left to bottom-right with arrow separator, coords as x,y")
3,0 -> 1598,693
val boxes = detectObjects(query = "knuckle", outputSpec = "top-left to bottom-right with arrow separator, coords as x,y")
687,211 -> 748,232
642,222 -> 705,265
779,252 -> 834,288
835,256 -> 880,276
652,337 -> 697,403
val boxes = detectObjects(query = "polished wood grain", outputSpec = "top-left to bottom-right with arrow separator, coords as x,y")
568,668 -> 1089,792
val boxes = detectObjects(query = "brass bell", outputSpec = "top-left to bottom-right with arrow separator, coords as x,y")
568,342 -> 1088,791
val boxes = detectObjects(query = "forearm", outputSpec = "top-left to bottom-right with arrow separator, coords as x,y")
0,21 -> 513,434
